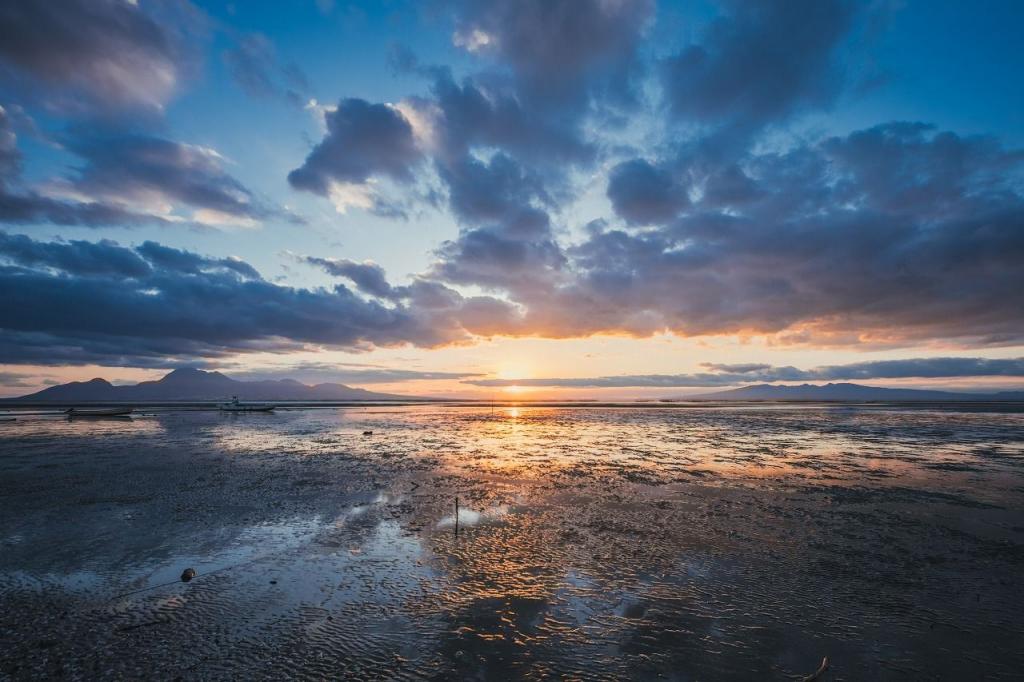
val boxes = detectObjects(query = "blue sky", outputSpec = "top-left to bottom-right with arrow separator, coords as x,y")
1,0 -> 1022,397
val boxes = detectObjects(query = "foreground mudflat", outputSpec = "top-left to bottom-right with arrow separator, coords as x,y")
1,405 -> 1022,680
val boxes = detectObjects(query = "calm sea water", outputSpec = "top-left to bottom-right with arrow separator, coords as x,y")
1,404 -> 1023,680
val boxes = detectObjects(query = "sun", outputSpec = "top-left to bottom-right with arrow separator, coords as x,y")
502,384 -> 530,394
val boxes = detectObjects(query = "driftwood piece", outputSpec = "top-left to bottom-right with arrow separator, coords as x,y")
802,656 -> 830,682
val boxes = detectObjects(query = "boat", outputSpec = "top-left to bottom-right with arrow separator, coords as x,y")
219,396 -> 276,412
66,407 -> 133,417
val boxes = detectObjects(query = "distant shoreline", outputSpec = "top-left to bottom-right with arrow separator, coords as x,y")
2,399 -> 1024,411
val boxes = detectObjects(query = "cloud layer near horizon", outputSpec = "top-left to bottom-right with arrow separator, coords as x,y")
463,357 -> 1024,388
0,231 -> 529,367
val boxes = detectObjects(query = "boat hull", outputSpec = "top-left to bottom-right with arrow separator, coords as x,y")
66,408 -> 134,417
219,405 -> 276,412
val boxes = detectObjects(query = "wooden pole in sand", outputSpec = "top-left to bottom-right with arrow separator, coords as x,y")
455,497 -> 459,536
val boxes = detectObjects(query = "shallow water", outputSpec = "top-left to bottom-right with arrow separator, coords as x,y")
1,404 -> 1023,680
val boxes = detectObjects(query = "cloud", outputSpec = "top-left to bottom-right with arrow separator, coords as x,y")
288,98 -> 423,213
606,159 -> 689,225
0,371 -> 36,388
661,0 -> 857,139
57,133 -> 272,226
223,32 -> 310,107
0,231 -> 151,278
226,363 -> 484,385
492,122 -> 1024,346
701,363 -> 772,374
0,232 -> 521,367
1,113 -> 175,227
300,256 -> 396,299
432,207 -> 566,293
302,0 -> 655,219
463,357 -> 1024,388
448,0 -> 653,109
439,152 -> 552,225
425,70 -> 595,171
135,241 -> 261,280
810,357 -> 1024,381
0,0 -> 201,115
416,150 -> 567,296
0,106 -> 19,179
0,119 -> 283,229
291,115 -> 1022,349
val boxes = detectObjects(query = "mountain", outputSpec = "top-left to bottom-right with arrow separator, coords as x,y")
686,382 -> 1024,402
7,368 -> 420,403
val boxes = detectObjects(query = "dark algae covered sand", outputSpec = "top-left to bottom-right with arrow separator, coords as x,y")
1,404 -> 1022,680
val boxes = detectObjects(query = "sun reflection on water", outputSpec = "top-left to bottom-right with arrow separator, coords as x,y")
3,405 -> 1022,679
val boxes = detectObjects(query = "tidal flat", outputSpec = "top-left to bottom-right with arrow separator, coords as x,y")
1,404 -> 1022,680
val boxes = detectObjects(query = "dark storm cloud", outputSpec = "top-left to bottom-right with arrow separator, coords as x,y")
0,0 -> 199,115
606,159 -> 689,225
0,233 -> 522,367
464,357 -> 1024,388
288,98 -> 422,194
661,0 -> 856,137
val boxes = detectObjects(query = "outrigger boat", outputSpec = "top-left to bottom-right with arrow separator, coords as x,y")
219,396 -> 276,412
66,407 -> 133,417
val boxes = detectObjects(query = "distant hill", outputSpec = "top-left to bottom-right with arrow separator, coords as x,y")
686,382 -> 1024,402
6,368 -> 421,402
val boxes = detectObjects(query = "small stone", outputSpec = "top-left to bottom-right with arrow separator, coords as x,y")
180,568 -> 196,582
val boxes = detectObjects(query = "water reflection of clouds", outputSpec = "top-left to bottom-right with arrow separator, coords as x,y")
436,504 -> 509,529
3,413 -> 164,439
2,405 -> 1022,679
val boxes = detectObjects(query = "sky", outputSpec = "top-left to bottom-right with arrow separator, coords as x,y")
0,0 -> 1023,399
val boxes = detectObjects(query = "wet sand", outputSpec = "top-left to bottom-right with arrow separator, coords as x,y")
1,405 -> 1022,680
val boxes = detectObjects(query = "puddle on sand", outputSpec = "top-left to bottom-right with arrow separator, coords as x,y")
1,404 -> 1023,680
